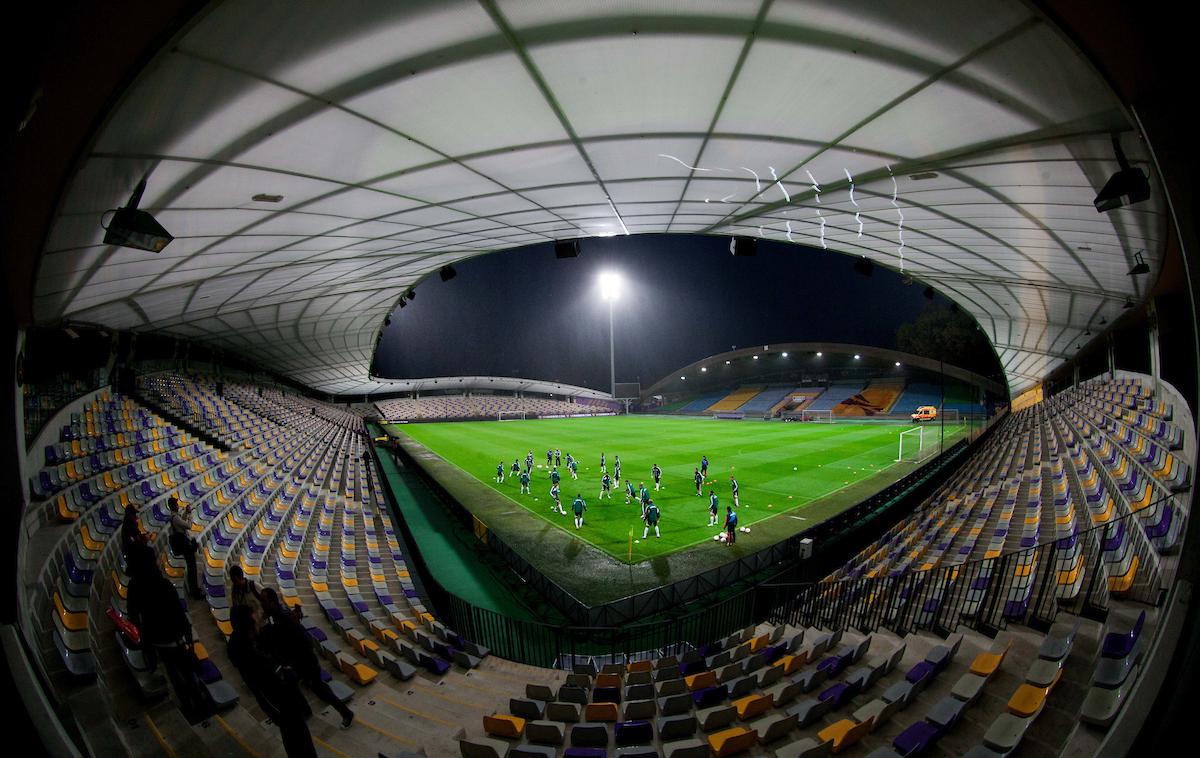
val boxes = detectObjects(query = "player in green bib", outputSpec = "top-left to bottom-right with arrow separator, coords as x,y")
571,494 -> 587,529
642,500 -> 661,538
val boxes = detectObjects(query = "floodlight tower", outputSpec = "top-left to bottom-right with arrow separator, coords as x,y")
599,272 -> 622,398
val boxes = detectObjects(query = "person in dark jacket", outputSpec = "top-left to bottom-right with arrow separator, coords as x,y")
120,504 -> 146,560
125,543 -> 211,721
259,588 -> 355,729
227,605 -> 317,757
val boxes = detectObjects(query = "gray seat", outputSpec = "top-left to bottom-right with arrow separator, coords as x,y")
570,722 -> 610,748
708,651 -> 733,670
616,748 -> 659,758
881,680 -> 914,707
717,662 -> 742,683
623,699 -> 656,720
1025,658 -> 1063,688
559,685 -> 589,704
527,683 -> 555,701
728,674 -> 757,698
626,683 -> 655,701
205,680 -> 240,710
696,704 -> 736,732
656,655 -> 678,669
567,673 -> 593,688
657,693 -> 692,716
656,714 -> 698,741
510,698 -> 545,720
383,653 -> 417,680
1080,666 -> 1140,727
951,672 -> 987,704
926,696 -> 967,730
851,697 -> 902,731
750,711 -> 798,743
511,747 -> 555,758
662,738 -> 708,758
757,663 -> 784,688
459,736 -> 511,758
327,680 -> 354,703
962,747 -> 1006,758
774,737 -> 832,758
764,678 -> 804,708
797,666 -> 830,692
573,660 -> 599,675
657,678 -> 686,697
546,701 -> 582,723
655,665 -> 681,681
626,671 -> 652,686
788,697 -> 831,728
982,713 -> 1034,752
1093,640 -> 1143,688
526,720 -> 566,746
1038,618 -> 1081,662
601,663 -> 625,675
864,748 -> 903,758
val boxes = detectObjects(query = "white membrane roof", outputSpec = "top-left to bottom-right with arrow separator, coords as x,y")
35,0 -> 1164,395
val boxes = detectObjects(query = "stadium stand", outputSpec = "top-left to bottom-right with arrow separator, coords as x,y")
772,388 -> 826,417
737,386 -> 797,416
375,394 -> 605,422
706,387 -> 765,413
806,383 -> 866,412
893,382 -> 985,416
677,392 -> 734,415
833,379 -> 906,417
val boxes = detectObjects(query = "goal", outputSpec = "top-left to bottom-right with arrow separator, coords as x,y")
939,408 -> 961,423
497,411 -> 527,421
800,409 -> 833,423
897,426 -> 929,462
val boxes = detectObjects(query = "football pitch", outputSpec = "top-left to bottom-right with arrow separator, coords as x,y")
388,415 -> 964,565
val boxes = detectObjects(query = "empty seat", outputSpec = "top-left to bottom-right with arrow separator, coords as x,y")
707,726 -> 758,757
570,722 -> 610,747
656,714 -> 698,741
459,736 -> 512,758
697,704 -> 736,732
750,711 -> 798,744
526,721 -> 566,746
547,702 -> 583,723
818,718 -> 872,753
484,714 -> 526,740
585,702 -> 620,722
614,720 -> 654,747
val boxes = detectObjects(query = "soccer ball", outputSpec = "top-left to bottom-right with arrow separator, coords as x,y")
713,534 -> 721,541
742,526 -> 750,533
793,466 -> 798,471
634,540 -> 640,544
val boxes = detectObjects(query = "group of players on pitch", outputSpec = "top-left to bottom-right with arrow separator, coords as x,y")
494,449 -> 745,544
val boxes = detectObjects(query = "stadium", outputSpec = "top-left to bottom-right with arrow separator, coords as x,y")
1,2 -> 1196,758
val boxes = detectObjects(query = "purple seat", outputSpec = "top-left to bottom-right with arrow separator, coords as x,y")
818,680 -> 860,709
418,651 -> 450,675
1102,611 -> 1146,658
564,750 -> 605,758
905,661 -> 934,686
196,659 -> 222,684
893,719 -> 941,756
691,684 -> 728,709
678,659 -> 705,676
306,626 -> 328,643
614,720 -> 652,746
64,551 -> 94,585
592,686 -> 621,704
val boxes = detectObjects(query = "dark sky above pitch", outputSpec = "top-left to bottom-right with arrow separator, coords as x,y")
374,234 -> 950,391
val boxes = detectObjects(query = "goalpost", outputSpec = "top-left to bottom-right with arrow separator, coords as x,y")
940,409 -> 961,423
800,409 -> 833,423
497,411 -> 527,421
897,426 -> 926,462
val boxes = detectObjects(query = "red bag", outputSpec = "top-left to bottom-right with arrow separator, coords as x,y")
106,606 -> 141,647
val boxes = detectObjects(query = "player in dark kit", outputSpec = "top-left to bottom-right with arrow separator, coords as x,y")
724,505 -> 738,545
731,476 -> 741,507
652,464 -> 662,491
572,494 -> 587,529
708,490 -> 719,526
519,469 -> 530,494
614,456 -> 621,484
639,482 -> 650,515
625,479 -> 636,504
600,472 -> 612,499
495,462 -> 504,483
694,468 -> 703,495
547,449 -> 553,467
642,500 -> 661,538
600,451 -> 606,473
700,454 -> 709,478
511,459 -> 520,479
555,448 -> 562,467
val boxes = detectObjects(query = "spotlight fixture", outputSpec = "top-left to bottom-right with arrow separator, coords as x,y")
923,286 -> 935,300
753,355 -> 759,360
384,315 -> 391,327
782,352 -> 789,358
853,256 -> 874,277
1122,298 -> 1134,310
397,298 -> 406,309
680,376 -> 686,381
725,360 -> 731,365
853,354 -> 861,360
439,265 -> 457,282
729,236 -> 757,256
554,239 -> 581,259
895,361 -> 901,367
406,288 -> 415,300
101,178 -> 173,252
816,351 -> 823,357
701,367 -> 707,372
1099,317 -> 1107,325
1128,250 -> 1150,276
1094,135 -> 1150,213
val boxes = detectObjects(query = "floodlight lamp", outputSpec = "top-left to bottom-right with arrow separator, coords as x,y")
816,352 -> 823,357
782,352 -> 789,358
854,354 -> 861,360
1094,135 -> 1150,212
599,271 -> 622,301
680,375 -> 685,381
701,367 -> 707,372
1128,250 -> 1150,276
753,355 -> 758,360
439,265 -> 456,282
725,360 -> 731,365
895,362 -> 901,367
101,178 -> 173,252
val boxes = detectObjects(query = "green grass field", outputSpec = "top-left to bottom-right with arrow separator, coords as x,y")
389,415 -> 961,564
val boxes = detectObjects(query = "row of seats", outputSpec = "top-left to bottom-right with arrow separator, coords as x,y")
376,394 -> 598,421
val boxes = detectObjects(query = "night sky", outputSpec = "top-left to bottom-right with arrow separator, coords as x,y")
374,235 -> 951,392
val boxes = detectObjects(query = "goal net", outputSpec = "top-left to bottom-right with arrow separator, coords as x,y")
897,426 -> 928,462
800,409 -> 833,423
497,411 -> 527,421
940,409 -> 961,423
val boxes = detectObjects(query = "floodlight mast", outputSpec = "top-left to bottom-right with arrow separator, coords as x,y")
599,272 -> 621,399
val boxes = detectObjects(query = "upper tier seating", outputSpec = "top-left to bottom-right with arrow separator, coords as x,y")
375,394 -> 594,421
737,386 -> 797,415
806,384 -> 865,412
707,387 -> 765,413
833,380 -> 906,417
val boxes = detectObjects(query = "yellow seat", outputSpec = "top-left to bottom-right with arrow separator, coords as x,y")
819,717 -> 873,753
193,642 -> 210,660
627,660 -> 652,674
340,658 -> 379,685
595,673 -> 621,688
357,639 -> 380,657
584,702 -> 619,722
708,726 -> 758,757
686,671 -> 717,691
53,592 -> 87,632
215,618 -> 233,636
1007,670 -> 1061,717
969,640 -> 1013,677
483,713 -> 526,739
749,634 -> 769,653
733,694 -> 772,720
1108,555 -> 1139,593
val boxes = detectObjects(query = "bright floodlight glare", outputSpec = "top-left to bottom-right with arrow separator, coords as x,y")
725,360 -> 731,365
816,351 -> 823,357
895,361 -> 901,367
782,352 -> 789,357
599,271 -> 622,301
854,354 -> 861,360
753,355 -> 759,360
680,375 -> 685,380
701,367 -> 707,372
